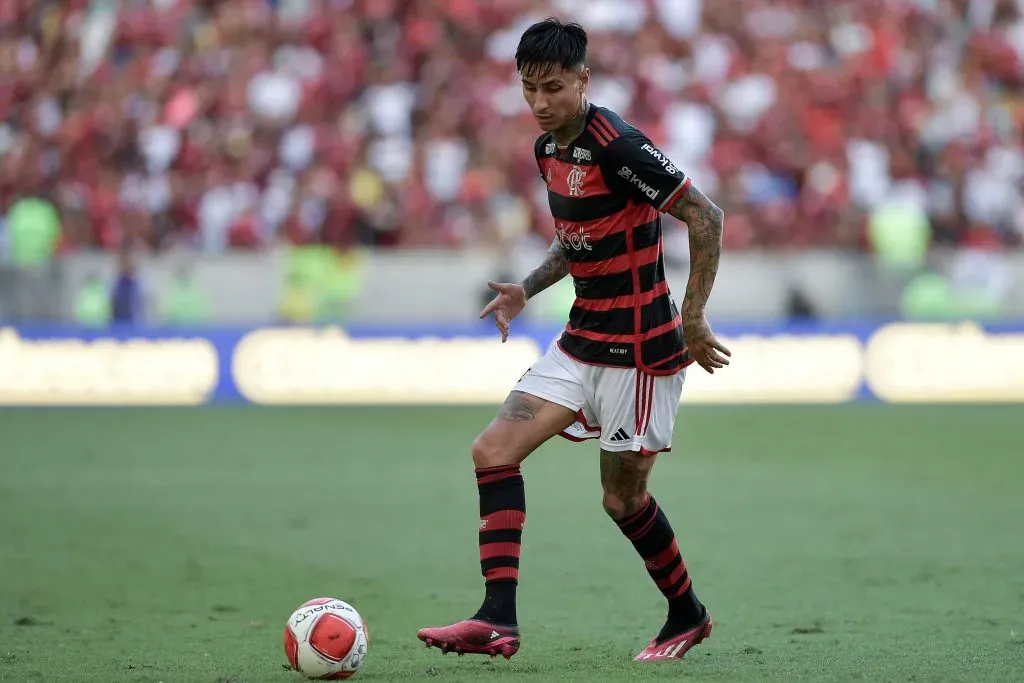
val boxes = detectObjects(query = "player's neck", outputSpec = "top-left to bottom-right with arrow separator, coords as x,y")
553,97 -> 589,148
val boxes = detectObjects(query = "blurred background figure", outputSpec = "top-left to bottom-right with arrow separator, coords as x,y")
110,248 -> 144,324
4,194 -> 61,268
73,270 -> 111,327
161,265 -> 210,325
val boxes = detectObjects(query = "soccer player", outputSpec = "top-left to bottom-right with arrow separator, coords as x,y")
417,18 -> 731,663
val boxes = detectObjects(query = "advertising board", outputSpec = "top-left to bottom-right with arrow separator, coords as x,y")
2,322 -> 1022,405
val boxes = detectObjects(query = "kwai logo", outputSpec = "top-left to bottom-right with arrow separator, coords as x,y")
641,143 -> 678,175
618,166 -> 659,201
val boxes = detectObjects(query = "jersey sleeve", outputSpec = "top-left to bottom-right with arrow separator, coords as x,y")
600,129 -> 691,212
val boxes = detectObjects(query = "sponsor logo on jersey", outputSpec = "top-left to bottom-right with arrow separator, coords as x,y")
641,143 -> 678,175
544,141 -> 556,155
567,165 -> 587,197
572,146 -> 592,162
556,222 -> 592,251
618,166 -> 659,201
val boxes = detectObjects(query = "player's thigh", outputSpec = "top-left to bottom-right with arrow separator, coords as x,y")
591,366 -> 685,456
471,350 -> 584,468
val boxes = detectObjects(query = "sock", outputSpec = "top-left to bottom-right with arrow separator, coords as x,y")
615,494 -> 706,640
471,464 -> 525,625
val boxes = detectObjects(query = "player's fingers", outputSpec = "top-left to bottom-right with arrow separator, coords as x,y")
496,311 -> 510,338
479,297 -> 500,319
707,348 -> 730,366
487,280 -> 513,294
713,340 -> 733,357
697,348 -> 725,371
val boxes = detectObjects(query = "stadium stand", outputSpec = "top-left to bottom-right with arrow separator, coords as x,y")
1,0 -> 1021,258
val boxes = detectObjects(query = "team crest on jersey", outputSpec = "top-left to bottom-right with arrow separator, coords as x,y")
567,165 -> 586,197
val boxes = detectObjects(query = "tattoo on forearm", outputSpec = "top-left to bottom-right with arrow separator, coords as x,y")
497,391 -> 540,422
521,238 -> 569,300
667,184 -> 724,323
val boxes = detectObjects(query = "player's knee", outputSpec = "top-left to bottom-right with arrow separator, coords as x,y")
471,431 -> 518,469
602,491 -> 645,520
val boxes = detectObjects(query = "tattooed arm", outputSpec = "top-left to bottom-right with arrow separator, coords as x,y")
666,183 -> 724,324
666,183 -> 732,373
521,237 -> 569,300
480,238 -> 568,342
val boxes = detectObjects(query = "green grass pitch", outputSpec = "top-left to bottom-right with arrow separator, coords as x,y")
1,405 -> 1022,682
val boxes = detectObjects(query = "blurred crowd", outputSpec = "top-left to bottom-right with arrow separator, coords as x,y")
1,0 -> 1023,259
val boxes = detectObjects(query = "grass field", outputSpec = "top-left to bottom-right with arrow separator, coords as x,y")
1,405 -> 1022,682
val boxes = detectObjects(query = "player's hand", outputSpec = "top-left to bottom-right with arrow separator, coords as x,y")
479,281 -> 527,343
683,314 -> 732,374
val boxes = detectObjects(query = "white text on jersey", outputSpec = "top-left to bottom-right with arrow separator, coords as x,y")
641,143 -> 678,175
556,223 -> 593,252
618,166 -> 659,201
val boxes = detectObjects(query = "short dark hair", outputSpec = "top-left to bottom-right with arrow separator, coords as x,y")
515,17 -> 588,79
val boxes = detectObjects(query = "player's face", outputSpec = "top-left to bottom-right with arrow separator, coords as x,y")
521,65 -> 588,132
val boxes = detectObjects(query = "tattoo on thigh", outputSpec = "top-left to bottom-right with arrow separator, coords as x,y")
498,391 -> 540,422
600,450 -> 652,517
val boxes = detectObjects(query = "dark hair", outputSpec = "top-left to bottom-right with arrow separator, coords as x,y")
515,17 -> 588,78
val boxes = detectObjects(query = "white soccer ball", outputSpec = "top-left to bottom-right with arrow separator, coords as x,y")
283,597 -> 369,679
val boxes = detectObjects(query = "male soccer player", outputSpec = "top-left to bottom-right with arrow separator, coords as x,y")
417,18 -> 731,663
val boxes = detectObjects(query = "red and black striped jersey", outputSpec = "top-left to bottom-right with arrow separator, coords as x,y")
534,103 -> 693,376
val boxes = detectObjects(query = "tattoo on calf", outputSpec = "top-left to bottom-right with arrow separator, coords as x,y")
497,391 -> 540,422
600,450 -> 651,518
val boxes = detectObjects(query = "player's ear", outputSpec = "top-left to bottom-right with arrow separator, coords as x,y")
578,67 -> 590,94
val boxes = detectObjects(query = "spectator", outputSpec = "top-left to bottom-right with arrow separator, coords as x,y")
4,196 -> 60,267
162,267 -> 211,325
0,0 -> 1020,256
110,250 -> 144,324
74,272 -> 111,328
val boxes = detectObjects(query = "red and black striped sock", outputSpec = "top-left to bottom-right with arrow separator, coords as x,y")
616,495 -> 706,635
471,464 -> 525,626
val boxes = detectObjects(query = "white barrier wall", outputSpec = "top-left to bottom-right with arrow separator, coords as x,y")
28,248 -> 1024,324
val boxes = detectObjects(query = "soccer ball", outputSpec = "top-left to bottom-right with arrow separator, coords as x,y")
283,597 -> 369,679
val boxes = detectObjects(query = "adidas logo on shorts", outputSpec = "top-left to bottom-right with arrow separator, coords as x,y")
609,428 -> 631,443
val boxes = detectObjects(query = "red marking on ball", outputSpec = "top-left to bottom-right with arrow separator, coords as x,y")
283,627 -> 300,670
308,613 -> 358,662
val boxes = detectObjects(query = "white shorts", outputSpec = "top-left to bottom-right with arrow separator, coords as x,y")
513,343 -> 686,455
